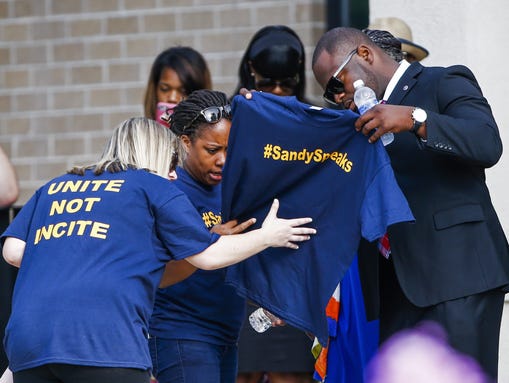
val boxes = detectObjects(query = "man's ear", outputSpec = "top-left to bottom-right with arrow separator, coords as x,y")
357,44 -> 374,64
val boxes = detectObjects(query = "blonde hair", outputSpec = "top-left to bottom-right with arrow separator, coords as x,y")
70,117 -> 181,177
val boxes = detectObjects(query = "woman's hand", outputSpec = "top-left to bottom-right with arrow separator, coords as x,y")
260,199 -> 315,249
211,218 -> 256,235
264,309 -> 286,327
184,199 -> 316,270
239,87 -> 255,100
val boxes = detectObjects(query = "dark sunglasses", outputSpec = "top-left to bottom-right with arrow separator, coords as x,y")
255,76 -> 299,92
182,105 -> 232,131
323,48 -> 358,105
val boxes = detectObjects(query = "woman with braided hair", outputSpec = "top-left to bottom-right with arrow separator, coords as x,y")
148,89 -> 257,383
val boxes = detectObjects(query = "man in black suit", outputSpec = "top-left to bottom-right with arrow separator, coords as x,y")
311,27 -> 509,379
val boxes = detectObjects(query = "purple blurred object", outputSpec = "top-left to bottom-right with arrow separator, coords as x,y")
365,321 -> 491,383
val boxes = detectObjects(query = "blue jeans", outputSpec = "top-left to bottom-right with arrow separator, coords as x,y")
149,337 -> 238,383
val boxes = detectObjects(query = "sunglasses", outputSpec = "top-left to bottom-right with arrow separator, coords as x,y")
182,105 -> 232,131
255,76 -> 299,93
323,48 -> 358,105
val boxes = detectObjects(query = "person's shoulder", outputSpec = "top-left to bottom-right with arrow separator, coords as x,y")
39,172 -> 75,191
127,169 -> 173,188
96,168 -> 172,193
421,63 -> 475,79
430,64 -> 480,90
125,169 -> 188,205
444,64 -> 476,80
408,63 -> 476,90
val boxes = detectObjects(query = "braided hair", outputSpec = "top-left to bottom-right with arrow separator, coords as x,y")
363,28 -> 404,62
170,89 -> 231,140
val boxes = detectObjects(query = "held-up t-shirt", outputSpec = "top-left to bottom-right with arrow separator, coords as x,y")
149,167 -> 245,345
2,169 -> 218,372
222,93 -> 414,346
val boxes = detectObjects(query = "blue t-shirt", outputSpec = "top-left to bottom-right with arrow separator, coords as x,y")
2,169 -> 219,372
222,93 -> 414,346
149,167 -> 245,345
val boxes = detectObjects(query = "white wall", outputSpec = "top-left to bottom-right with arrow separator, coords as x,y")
369,1 -> 509,380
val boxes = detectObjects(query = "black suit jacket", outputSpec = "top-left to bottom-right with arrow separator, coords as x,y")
360,62 -> 509,315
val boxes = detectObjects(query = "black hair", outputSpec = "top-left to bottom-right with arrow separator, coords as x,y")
170,89 -> 230,139
363,29 -> 403,62
143,46 -> 212,119
232,25 -> 306,101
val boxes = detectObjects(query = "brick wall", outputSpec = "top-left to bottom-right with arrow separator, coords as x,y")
0,0 -> 326,204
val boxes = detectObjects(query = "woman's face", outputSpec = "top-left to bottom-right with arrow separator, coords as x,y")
157,67 -> 186,104
252,69 -> 298,97
181,119 -> 231,186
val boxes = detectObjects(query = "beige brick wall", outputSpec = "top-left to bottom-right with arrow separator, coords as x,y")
0,0 -> 326,205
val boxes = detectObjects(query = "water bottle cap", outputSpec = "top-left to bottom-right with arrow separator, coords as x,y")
353,79 -> 365,89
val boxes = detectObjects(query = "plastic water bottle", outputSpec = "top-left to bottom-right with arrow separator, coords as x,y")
353,79 -> 394,146
249,307 -> 278,333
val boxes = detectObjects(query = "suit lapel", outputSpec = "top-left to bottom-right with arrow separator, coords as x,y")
386,62 -> 423,105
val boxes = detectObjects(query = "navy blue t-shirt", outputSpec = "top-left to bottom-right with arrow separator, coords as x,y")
222,93 -> 414,345
2,169 -> 219,372
149,167 -> 245,345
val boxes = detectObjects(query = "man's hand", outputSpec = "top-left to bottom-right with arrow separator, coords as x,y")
355,104 -> 424,142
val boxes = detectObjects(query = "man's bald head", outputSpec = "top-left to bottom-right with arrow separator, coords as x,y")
312,27 -> 376,68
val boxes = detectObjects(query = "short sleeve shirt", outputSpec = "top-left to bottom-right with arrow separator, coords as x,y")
222,93 -> 414,345
2,169 -> 218,372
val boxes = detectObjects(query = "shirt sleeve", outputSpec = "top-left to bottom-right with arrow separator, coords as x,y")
1,189 -> 40,244
423,65 -> 502,167
155,193 -> 220,260
360,164 -> 415,242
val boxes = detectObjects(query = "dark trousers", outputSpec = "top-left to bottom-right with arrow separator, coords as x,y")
379,256 -> 505,380
13,364 -> 150,383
